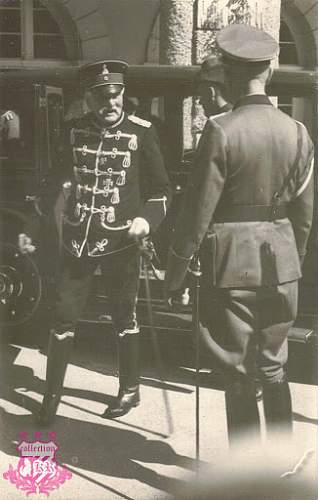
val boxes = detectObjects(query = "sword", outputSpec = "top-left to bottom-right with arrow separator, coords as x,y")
188,252 -> 202,469
140,238 -> 174,435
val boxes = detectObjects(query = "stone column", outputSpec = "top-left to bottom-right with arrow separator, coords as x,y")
160,0 -> 194,65
159,0 -> 194,154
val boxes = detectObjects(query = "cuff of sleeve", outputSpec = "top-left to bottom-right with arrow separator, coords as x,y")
170,247 -> 192,261
139,197 -> 167,233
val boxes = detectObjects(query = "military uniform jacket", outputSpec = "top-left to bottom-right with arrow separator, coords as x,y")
167,94 -> 314,289
54,112 -> 171,258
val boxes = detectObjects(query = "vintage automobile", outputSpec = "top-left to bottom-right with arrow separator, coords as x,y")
0,63 -> 317,381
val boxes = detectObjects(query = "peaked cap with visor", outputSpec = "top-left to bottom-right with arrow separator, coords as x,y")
80,60 -> 128,95
216,24 -> 279,64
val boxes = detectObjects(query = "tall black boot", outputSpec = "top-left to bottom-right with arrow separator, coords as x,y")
225,378 -> 261,446
102,333 -> 140,419
38,329 -> 74,426
263,378 -> 293,436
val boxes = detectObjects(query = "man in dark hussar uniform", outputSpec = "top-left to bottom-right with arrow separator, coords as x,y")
165,25 -> 314,444
37,60 -> 171,424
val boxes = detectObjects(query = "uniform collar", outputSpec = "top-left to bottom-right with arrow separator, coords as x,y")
219,103 -> 233,113
233,94 -> 273,110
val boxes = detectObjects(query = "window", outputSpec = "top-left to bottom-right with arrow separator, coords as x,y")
278,20 -> 298,117
33,0 -> 66,59
279,21 -> 298,66
0,0 -> 21,58
0,0 -> 67,59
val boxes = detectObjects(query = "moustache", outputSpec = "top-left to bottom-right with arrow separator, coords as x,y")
99,107 -> 115,115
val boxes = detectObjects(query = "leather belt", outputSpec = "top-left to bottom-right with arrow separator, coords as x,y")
213,204 -> 288,222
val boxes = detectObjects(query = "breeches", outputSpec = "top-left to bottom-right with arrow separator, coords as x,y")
53,246 -> 140,335
199,281 -> 298,383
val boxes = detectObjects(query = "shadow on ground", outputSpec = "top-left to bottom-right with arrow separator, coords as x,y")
0,337 -> 207,498
0,408 -> 197,498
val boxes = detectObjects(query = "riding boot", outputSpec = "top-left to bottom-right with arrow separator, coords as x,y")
102,333 -> 140,419
225,377 -> 261,446
38,329 -> 74,426
263,378 -> 293,437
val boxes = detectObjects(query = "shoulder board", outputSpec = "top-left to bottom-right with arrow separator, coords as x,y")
128,115 -> 151,128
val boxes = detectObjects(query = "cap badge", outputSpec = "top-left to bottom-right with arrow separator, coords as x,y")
102,64 -> 109,81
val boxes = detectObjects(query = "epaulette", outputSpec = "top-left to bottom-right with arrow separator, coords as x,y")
128,115 -> 151,128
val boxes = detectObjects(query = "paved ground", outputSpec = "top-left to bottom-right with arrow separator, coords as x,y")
0,324 -> 317,500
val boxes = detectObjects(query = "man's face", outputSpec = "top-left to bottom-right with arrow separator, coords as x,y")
197,83 -> 219,118
86,86 -> 124,125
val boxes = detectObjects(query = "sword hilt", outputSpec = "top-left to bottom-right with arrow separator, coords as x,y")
189,252 -> 202,278
139,238 -> 158,262
139,238 -> 163,281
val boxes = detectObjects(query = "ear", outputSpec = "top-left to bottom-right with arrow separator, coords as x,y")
213,86 -> 223,98
209,86 -> 216,100
84,90 -> 93,110
265,64 -> 274,85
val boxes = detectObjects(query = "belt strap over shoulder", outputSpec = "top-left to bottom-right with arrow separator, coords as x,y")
270,121 -> 303,220
213,122 -> 303,224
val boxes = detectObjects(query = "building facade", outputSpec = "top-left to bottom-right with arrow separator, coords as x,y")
1,0 -> 317,143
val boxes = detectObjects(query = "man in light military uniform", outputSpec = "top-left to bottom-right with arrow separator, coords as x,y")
165,25 -> 314,443
39,60 -> 171,424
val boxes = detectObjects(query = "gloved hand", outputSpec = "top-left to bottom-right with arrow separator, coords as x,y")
1,110 -> 14,122
128,217 -> 150,243
0,111 -> 13,132
18,233 -> 36,254
1,110 -> 20,139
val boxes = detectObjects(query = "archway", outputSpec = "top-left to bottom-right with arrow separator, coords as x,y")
280,0 -> 318,133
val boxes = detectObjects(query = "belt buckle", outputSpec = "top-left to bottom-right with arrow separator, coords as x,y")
271,206 -> 278,218
270,192 -> 280,220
